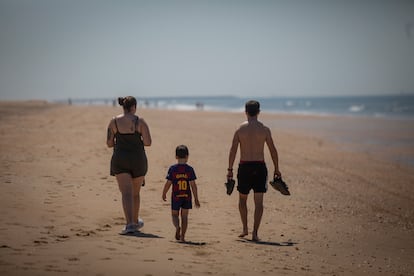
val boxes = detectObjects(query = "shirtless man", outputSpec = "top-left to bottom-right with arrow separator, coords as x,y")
227,100 -> 281,241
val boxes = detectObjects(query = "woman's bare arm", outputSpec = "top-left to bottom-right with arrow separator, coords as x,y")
138,118 -> 152,146
106,119 -> 115,148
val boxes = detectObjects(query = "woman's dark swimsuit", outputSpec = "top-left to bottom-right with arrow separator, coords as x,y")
110,116 -> 148,178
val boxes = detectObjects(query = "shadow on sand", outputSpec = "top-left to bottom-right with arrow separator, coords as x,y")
176,240 -> 207,246
237,238 -> 297,247
120,231 -> 163,239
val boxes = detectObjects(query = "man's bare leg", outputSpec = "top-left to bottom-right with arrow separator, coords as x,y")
252,192 -> 264,241
238,193 -> 249,237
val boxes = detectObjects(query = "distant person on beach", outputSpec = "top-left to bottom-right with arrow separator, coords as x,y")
162,145 -> 200,242
107,96 -> 152,235
227,100 -> 281,241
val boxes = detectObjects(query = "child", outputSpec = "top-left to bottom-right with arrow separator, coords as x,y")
162,145 -> 200,242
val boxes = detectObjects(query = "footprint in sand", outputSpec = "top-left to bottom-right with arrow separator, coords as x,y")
96,224 -> 112,232
70,228 -> 97,237
44,264 -> 68,273
113,217 -> 125,226
33,239 -> 48,245
55,235 -> 70,242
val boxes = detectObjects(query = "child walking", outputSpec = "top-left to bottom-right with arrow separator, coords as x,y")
162,145 -> 200,242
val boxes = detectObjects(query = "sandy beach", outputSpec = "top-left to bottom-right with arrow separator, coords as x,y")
0,101 -> 413,276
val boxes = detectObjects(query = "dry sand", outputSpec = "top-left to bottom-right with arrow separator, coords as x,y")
0,101 -> 413,275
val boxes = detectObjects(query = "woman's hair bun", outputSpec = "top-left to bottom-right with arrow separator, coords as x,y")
117,96 -> 137,111
118,97 -> 125,106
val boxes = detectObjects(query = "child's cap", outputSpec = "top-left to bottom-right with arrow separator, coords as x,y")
176,145 -> 189,158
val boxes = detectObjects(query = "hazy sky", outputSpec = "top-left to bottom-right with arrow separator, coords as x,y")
0,0 -> 413,100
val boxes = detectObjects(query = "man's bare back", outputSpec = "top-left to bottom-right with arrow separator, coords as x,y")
229,117 -> 279,172
237,119 -> 270,161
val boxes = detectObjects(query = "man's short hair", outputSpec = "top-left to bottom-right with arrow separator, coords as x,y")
245,100 -> 260,116
176,145 -> 189,158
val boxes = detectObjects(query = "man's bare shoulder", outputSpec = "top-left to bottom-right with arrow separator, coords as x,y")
239,120 -> 266,128
239,120 -> 249,128
262,124 -> 272,134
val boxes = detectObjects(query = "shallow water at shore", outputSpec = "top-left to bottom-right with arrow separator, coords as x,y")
266,114 -> 414,167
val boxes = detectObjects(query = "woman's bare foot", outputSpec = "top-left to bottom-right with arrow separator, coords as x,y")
175,227 -> 181,240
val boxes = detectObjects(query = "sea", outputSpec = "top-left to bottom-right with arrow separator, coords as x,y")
65,94 -> 414,120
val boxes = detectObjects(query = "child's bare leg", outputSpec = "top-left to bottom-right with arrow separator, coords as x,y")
180,209 -> 189,242
172,210 -> 180,240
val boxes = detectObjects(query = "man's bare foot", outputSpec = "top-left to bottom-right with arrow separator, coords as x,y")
180,237 -> 186,243
175,227 -> 181,240
238,232 -> 248,238
252,234 -> 260,242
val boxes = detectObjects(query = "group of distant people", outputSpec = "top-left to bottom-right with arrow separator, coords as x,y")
106,96 -> 284,242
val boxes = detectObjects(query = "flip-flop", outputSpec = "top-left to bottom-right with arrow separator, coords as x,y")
269,176 -> 290,195
225,179 -> 235,195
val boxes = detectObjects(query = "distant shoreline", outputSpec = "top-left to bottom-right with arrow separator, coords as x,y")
45,94 -> 414,120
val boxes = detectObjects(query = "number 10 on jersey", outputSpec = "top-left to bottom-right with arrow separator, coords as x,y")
178,180 -> 188,190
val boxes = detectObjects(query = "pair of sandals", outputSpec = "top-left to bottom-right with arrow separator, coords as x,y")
225,176 -> 290,196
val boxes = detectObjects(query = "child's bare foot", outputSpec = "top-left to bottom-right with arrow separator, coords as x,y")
175,227 -> 181,240
238,231 -> 248,238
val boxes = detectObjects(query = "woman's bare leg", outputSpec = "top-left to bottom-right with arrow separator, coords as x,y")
132,176 -> 144,223
116,173 -> 134,225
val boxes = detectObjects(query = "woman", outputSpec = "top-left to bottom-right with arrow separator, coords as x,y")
107,96 -> 152,234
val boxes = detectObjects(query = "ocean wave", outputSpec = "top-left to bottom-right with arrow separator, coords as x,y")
348,104 -> 365,112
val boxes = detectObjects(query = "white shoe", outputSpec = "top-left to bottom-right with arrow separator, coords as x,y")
136,217 -> 144,230
120,224 -> 136,235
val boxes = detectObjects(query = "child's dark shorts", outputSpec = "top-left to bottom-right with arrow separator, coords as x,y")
171,197 -> 192,211
237,161 -> 268,194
